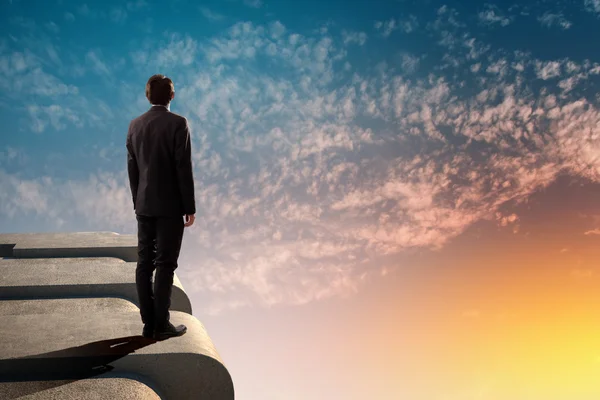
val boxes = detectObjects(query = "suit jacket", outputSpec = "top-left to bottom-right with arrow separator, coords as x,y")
126,105 -> 196,217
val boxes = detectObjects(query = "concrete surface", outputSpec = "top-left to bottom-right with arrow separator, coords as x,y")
0,309 -> 234,400
0,232 -> 138,261
0,377 -> 161,400
0,231 -> 233,399
0,298 -> 139,316
0,257 -> 192,315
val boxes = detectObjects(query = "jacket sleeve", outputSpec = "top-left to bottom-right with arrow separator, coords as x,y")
126,127 -> 139,210
174,117 -> 196,215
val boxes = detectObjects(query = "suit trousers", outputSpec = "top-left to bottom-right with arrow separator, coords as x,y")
135,214 -> 184,329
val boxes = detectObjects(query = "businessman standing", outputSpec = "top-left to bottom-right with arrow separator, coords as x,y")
126,74 -> 196,341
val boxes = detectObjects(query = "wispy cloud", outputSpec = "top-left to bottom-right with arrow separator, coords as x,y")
0,169 -> 133,230
399,53 -> 420,73
478,4 -> 512,27
85,50 -> 111,75
585,0 -> 600,15
374,19 -> 396,37
27,104 -> 83,133
0,23 -> 127,133
44,21 -> 59,33
243,0 -> 263,8
138,18 -> 600,312
109,7 -> 128,24
76,4 -> 105,19
374,16 -> 418,37
0,147 -> 27,167
199,6 -> 225,21
535,60 -> 562,80
3,6 -> 600,314
126,0 -> 148,11
341,30 -> 367,46
74,2 -> 146,23
538,12 -> 572,29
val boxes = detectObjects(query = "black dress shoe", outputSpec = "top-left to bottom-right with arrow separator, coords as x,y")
154,322 -> 187,341
142,324 -> 155,339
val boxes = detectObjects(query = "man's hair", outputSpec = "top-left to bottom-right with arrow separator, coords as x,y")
145,74 -> 174,105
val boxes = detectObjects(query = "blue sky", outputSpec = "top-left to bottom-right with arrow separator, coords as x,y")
3,0 -> 600,398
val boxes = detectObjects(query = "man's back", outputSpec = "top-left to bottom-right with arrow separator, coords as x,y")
126,105 -> 196,217
130,74 -> 194,340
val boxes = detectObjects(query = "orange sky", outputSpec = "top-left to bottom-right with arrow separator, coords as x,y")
203,175 -> 600,399
338,175 -> 600,399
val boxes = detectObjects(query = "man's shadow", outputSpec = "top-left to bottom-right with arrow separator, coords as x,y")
0,335 -> 156,399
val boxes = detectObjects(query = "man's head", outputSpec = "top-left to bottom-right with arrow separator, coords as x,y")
146,74 -> 175,106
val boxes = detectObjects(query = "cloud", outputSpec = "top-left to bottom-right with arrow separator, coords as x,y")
76,4 -> 105,19
269,21 -> 286,39
400,15 -> 419,33
131,33 -> 198,67
0,147 -> 27,167
478,4 -> 512,27
496,212 -> 519,226
4,66 -> 79,97
44,21 -> 59,33
126,0 -> 148,11
0,26 -> 123,132
26,104 -> 83,133
74,2 -> 145,23
585,0 -> 600,15
4,8 -> 600,314
109,7 -> 128,23
496,212 -> 520,233
85,50 -> 111,75
0,169 -> 133,231
399,53 -> 420,73
172,44 -> 598,310
243,0 -> 262,8
535,60 -> 562,80
199,6 -> 225,21
374,19 -> 396,37
374,17 -> 418,37
341,30 -> 367,46
0,171 -> 49,217
538,12 -> 572,29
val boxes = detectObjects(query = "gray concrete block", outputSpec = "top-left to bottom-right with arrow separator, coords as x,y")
0,309 -> 234,400
0,232 -> 138,261
0,377 -> 161,400
0,258 -> 192,315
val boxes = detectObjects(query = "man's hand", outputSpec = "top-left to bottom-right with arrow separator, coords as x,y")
184,214 -> 195,227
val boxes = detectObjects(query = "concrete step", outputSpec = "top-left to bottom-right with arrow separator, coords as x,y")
0,258 -> 192,315
0,377 -> 161,400
0,232 -> 138,261
0,306 -> 234,400
0,297 -> 138,316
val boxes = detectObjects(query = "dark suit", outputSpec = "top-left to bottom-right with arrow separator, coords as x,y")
126,104 -> 196,330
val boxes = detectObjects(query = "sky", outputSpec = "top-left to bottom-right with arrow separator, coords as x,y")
2,0 -> 600,398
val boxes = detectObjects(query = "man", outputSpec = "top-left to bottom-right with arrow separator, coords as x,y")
126,74 -> 196,341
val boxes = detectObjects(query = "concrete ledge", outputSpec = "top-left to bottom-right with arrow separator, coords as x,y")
0,310 -> 234,400
0,258 -> 192,315
0,298 -> 138,316
0,232 -> 138,261
0,377 -> 161,400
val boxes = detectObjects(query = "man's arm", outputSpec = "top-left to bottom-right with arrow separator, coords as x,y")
126,128 -> 139,211
174,117 -> 196,215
